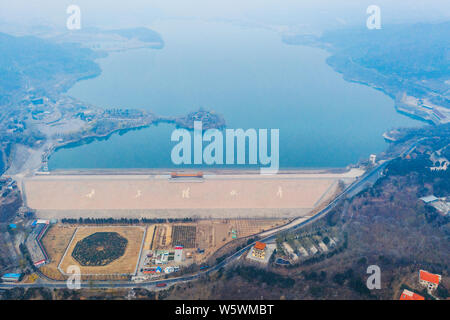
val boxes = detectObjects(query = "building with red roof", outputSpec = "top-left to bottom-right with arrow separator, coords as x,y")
254,242 -> 266,251
399,289 -> 425,301
252,242 -> 267,260
419,270 -> 441,292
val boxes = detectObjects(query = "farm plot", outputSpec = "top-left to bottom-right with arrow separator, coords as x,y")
230,219 -> 288,238
196,222 -> 214,251
143,225 -> 156,251
152,225 -> 172,249
171,225 -> 197,248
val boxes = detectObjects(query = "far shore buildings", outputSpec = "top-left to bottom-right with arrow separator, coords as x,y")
419,270 -> 441,293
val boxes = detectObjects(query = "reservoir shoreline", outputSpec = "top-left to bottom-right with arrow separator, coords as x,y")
46,20 -> 422,172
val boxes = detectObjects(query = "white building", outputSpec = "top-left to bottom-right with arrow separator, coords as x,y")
420,195 -> 439,204
174,246 -> 183,262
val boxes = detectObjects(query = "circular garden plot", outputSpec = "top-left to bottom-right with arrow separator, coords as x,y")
72,232 -> 128,266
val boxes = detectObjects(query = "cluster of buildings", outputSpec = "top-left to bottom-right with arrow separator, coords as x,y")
396,94 -> 450,126
147,247 -> 184,265
143,266 -> 180,275
25,220 -> 50,268
1,219 -> 53,283
0,177 -> 16,196
399,270 -> 442,300
141,246 -> 184,276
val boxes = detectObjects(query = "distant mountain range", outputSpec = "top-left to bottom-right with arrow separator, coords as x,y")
0,32 -> 101,105
0,26 -> 165,106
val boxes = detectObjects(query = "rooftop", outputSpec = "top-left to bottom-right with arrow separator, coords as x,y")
419,270 -> 441,285
25,223 -> 49,266
2,273 -> 22,278
400,289 -> 425,300
420,195 -> 438,203
254,241 -> 266,251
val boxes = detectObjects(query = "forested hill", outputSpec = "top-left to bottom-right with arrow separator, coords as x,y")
0,32 -> 101,105
320,22 -> 450,79
283,21 -> 450,107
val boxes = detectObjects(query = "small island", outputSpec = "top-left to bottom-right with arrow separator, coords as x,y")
162,108 -> 226,130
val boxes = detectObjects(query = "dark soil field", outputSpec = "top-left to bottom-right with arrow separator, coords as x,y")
171,225 -> 196,248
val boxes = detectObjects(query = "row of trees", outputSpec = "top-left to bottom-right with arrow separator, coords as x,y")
61,217 -> 195,225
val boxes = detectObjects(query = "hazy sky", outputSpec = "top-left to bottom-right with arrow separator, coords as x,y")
1,0 -> 449,33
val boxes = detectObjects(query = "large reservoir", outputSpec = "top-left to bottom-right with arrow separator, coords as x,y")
49,19 -> 419,170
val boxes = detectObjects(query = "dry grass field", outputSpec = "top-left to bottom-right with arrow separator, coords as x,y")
59,226 -> 145,277
151,224 -> 173,249
40,224 -> 77,280
194,219 -> 288,262
143,225 -> 156,251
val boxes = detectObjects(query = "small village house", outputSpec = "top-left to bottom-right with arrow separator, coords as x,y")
252,241 -> 267,260
419,270 -> 441,292
399,289 -> 425,300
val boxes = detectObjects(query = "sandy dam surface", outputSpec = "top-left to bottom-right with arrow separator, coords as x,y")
23,170 -> 363,219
